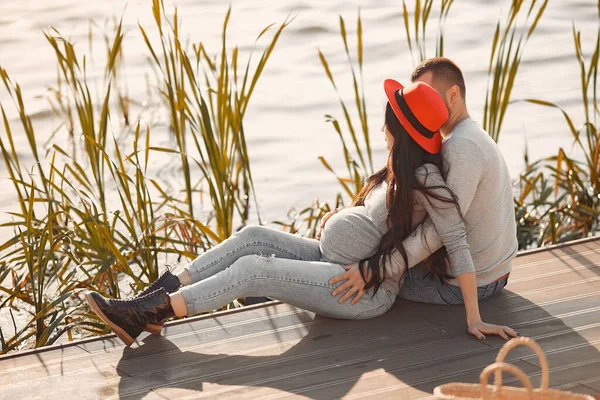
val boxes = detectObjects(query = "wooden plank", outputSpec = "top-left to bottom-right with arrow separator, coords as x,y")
151,334 -> 492,400
0,344 -> 89,375
578,377 -> 600,393
152,314 -> 600,399
408,276 -> 600,327
514,237 -> 600,258
102,311 -> 439,396
520,337 -> 600,370
401,337 -> 600,398
341,326 -> 600,398
114,305 -> 435,375
555,384 -> 600,398
32,294 -> 599,399
507,265 -> 600,294
0,304 -> 434,397
324,362 -> 538,400
26,303 -> 316,374
0,363 -> 125,400
114,305 -> 600,393
76,302 -> 304,354
0,304 -> 318,397
512,360 -> 600,392
511,246 -> 600,276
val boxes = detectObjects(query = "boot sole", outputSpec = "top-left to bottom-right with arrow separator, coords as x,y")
85,292 -> 136,347
145,323 -> 163,335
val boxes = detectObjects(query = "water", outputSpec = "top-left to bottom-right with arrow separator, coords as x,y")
0,0 -> 597,224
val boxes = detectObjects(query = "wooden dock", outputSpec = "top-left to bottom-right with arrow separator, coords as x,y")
1,238 -> 600,399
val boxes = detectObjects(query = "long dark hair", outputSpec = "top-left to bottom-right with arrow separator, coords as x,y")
352,103 -> 461,293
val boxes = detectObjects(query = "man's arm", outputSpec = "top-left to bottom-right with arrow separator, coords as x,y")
384,137 -> 487,277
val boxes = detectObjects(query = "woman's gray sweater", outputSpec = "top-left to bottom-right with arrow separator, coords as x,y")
319,163 -> 472,293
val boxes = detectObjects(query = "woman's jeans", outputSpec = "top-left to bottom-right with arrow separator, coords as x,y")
179,226 -> 396,320
398,261 -> 509,305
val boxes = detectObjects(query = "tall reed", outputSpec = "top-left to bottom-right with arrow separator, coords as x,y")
0,3 -> 288,353
483,0 -> 548,142
140,0 -> 289,242
401,0 -> 455,66
0,61 -> 113,350
317,11 -> 372,200
514,3 -> 600,247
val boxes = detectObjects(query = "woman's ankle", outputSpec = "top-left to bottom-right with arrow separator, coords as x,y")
177,269 -> 192,286
169,292 -> 189,317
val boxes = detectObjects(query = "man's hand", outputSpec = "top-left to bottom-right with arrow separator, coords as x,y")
316,208 -> 339,240
329,263 -> 370,305
467,319 -> 519,341
457,273 -> 518,341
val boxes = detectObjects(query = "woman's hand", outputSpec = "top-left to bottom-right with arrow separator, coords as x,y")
467,319 -> 519,341
329,263 -> 370,305
316,208 -> 339,240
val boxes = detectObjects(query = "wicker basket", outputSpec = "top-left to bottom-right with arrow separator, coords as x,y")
433,337 -> 595,399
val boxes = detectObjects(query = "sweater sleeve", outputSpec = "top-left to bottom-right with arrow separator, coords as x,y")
383,137 -> 486,277
413,164 -> 475,276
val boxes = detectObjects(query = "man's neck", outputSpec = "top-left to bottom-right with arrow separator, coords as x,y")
441,109 -> 470,137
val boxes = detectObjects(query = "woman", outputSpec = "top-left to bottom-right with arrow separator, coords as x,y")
85,80 -> 516,346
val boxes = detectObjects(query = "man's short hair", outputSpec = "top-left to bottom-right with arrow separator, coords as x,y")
411,57 -> 466,100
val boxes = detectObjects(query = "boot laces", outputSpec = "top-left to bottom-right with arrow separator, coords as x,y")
112,289 -> 163,304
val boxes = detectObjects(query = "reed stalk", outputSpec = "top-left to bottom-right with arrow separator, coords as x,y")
140,0 -> 289,241
317,11 -> 372,200
402,0 -> 455,66
514,3 -> 600,247
0,2 -> 289,352
483,0 -> 548,142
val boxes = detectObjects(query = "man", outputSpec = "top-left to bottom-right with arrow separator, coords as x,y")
328,57 -> 518,341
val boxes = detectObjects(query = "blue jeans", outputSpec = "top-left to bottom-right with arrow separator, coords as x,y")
179,226 -> 396,320
398,262 -> 508,305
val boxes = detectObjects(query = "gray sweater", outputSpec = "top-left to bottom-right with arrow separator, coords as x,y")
319,117 -> 517,294
319,164 -> 473,293
386,117 -> 518,290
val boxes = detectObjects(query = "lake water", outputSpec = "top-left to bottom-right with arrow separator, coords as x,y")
0,0 -> 598,226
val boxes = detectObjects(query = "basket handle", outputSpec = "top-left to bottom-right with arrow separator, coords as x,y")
480,362 -> 535,399
495,337 -> 549,390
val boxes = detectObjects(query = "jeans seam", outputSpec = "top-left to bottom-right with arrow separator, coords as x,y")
445,284 -> 464,303
481,280 -> 499,300
353,302 -> 388,320
196,275 -> 336,301
192,240 -> 306,275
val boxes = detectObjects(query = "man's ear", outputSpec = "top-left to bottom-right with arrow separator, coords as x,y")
448,84 -> 461,105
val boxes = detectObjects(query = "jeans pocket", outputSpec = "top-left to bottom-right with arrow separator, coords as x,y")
398,285 -> 449,305
443,284 -> 464,304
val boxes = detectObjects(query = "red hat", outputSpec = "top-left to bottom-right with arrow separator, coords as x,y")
384,79 -> 449,154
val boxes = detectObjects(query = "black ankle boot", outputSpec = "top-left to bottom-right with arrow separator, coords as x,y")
135,268 -> 181,299
131,268 -> 180,335
85,288 -> 175,346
